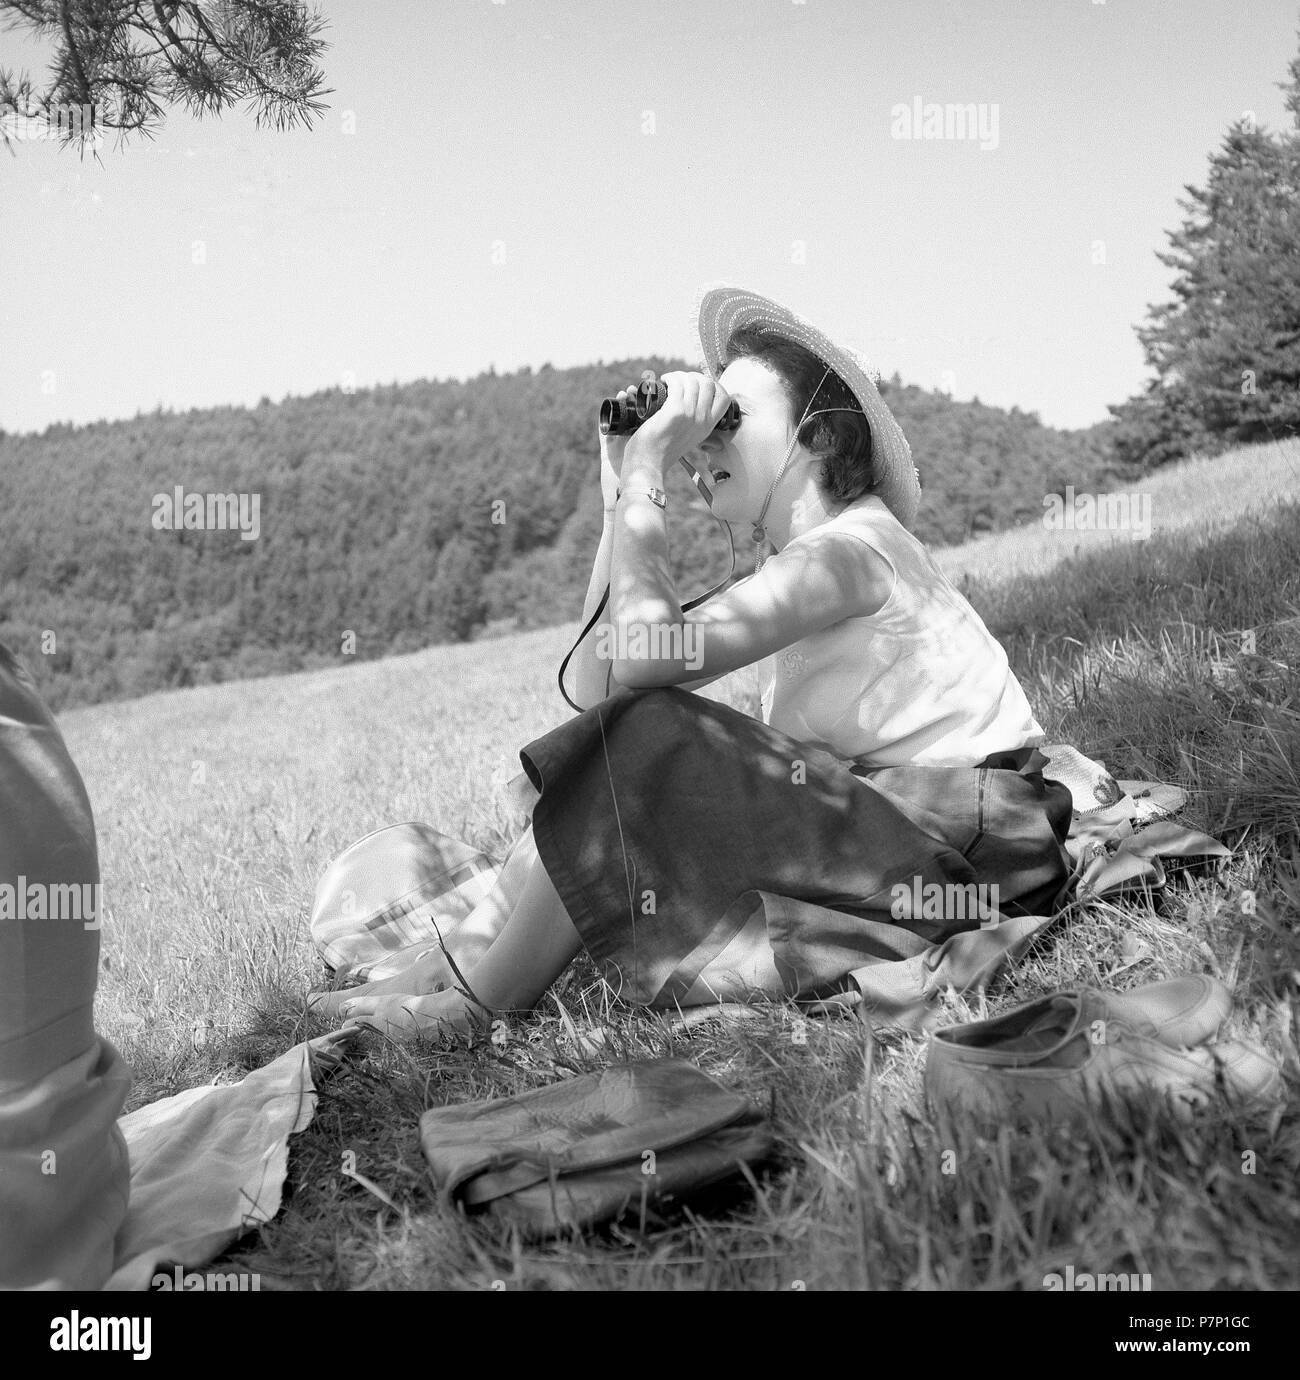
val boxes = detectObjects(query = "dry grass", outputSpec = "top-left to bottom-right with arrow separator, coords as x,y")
59,441 -> 1300,1291
934,436 -> 1300,588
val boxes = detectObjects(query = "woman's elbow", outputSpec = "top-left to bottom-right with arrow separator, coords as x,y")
610,659 -> 680,689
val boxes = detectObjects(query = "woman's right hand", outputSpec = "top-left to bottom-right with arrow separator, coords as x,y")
598,373 -> 654,510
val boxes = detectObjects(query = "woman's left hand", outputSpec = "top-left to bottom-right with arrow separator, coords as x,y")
625,371 -> 732,476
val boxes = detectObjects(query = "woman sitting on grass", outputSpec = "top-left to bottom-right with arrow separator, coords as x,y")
313,286 -> 1073,1038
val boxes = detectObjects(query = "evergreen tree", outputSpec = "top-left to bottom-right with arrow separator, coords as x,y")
1110,44 -> 1300,469
429,536 -> 487,643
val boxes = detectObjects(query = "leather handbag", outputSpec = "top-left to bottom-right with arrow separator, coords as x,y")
420,1059 -> 773,1236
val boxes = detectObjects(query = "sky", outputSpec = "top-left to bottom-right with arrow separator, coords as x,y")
1,0 -> 1297,436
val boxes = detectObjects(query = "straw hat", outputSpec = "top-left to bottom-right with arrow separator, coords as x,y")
694,284 -> 922,530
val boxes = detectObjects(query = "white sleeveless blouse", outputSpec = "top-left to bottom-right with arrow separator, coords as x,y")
758,495 -> 1046,769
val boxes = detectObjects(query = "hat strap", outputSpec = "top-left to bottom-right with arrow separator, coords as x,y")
751,366 -> 830,550
750,370 -> 870,560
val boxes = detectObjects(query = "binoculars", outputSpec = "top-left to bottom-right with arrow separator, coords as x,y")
599,376 -> 742,436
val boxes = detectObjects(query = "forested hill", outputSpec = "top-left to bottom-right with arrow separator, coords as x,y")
0,360 -> 1116,709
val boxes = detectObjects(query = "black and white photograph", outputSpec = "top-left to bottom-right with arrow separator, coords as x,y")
1,0 -> 1297,1328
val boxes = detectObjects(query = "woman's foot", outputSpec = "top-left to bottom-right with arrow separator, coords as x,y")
332,986 -> 487,1043
308,947 -> 455,1019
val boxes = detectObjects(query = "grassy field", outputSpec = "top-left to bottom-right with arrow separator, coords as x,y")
63,438 -> 1300,1290
934,437 -> 1300,587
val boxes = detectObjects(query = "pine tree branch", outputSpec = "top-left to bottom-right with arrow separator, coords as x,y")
56,0 -> 92,106
184,2 -> 222,50
2,0 -> 331,149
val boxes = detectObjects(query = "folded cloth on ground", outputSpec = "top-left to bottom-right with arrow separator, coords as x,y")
420,1059 -> 773,1237
1035,742 -> 1231,902
103,1028 -> 351,1290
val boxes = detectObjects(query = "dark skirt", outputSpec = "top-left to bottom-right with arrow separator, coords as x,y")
519,687 -> 1073,1010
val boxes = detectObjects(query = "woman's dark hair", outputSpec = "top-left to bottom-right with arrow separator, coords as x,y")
722,325 -> 876,504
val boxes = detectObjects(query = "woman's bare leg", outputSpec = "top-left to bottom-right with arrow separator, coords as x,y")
310,824 -> 541,1016
332,845 -> 583,1038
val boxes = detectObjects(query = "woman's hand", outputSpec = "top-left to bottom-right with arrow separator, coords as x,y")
308,947 -> 452,1019
337,987 -> 489,1044
624,371 -> 732,478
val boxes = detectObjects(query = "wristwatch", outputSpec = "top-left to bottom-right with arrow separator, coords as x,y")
618,487 -> 667,509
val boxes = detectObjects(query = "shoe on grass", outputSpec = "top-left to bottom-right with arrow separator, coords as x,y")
1100,973 -> 1232,1047
926,981 -> 1281,1125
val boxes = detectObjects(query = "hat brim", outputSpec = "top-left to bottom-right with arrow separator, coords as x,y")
694,284 -> 922,531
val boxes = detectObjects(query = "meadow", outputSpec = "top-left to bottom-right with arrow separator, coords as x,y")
63,437 -> 1300,1290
